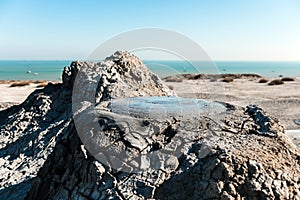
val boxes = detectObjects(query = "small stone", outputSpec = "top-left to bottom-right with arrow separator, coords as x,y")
198,143 -> 212,158
164,155 -> 179,172
248,160 -> 261,178
227,183 -> 236,196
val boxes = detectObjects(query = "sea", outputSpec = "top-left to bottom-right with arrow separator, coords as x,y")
0,60 -> 299,80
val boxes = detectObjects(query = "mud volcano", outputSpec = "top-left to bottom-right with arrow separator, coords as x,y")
0,51 -> 299,199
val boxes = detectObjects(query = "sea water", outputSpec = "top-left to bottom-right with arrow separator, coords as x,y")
0,60 -> 299,80
144,61 -> 300,78
0,60 -> 71,80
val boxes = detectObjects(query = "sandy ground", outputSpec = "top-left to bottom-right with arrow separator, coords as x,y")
164,76 -> 300,148
0,81 -> 58,110
0,84 -> 37,104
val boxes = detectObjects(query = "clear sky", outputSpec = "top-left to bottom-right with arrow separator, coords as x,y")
0,0 -> 299,61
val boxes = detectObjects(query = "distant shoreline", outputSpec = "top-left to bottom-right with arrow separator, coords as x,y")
1,72 -> 299,83
1,60 -> 300,80
0,80 -> 61,84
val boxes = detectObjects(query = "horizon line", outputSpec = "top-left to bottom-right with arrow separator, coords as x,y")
0,59 -> 300,62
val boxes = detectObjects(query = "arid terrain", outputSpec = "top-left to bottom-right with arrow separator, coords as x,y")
163,74 -> 300,148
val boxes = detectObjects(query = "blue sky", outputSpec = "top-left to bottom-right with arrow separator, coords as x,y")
0,0 -> 299,60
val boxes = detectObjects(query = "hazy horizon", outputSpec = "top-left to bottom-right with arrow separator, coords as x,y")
1,59 -> 300,62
